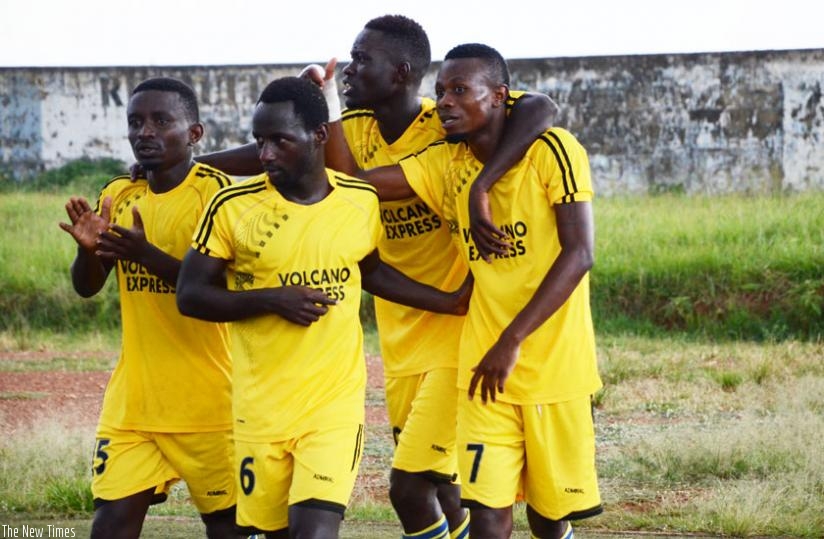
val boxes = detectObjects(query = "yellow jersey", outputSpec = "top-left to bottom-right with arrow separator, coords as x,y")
400,128 -> 603,404
95,163 -> 233,431
341,92 -> 527,377
191,170 -> 382,441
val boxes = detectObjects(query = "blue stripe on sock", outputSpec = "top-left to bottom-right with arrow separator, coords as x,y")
402,516 -> 449,539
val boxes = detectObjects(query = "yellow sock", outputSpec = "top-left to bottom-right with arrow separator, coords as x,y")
449,511 -> 469,539
403,514 -> 449,539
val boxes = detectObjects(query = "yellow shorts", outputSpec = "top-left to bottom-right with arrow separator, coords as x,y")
456,395 -> 602,521
384,368 -> 460,482
234,423 -> 364,533
91,426 -> 235,515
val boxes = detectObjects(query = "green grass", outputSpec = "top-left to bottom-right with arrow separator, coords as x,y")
589,336 -> 824,536
0,420 -> 95,516
0,190 -> 121,335
0,157 -> 125,197
0,160 -> 123,337
592,192 -> 824,339
3,161 -> 822,339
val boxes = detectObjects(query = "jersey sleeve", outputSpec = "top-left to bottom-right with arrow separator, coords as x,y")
367,193 -> 383,250
94,175 -> 130,215
191,188 -> 234,261
398,144 -> 449,216
538,128 -> 594,205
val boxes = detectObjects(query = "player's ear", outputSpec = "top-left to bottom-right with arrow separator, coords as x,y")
393,61 -> 411,84
491,85 -> 509,108
188,122 -> 205,146
314,123 -> 329,145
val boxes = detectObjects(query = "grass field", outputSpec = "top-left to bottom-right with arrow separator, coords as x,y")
2,183 -> 822,341
2,336 -> 822,537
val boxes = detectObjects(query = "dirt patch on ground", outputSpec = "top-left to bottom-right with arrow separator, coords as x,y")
0,352 -> 388,437
0,350 -> 392,504
0,370 -> 109,436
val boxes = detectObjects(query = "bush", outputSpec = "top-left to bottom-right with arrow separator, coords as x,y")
0,158 -> 125,197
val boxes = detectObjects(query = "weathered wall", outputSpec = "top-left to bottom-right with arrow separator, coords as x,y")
504,49 -> 824,195
0,65 -> 300,180
2,49 -> 823,194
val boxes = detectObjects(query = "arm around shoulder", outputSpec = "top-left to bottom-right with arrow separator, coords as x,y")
467,91 -> 561,261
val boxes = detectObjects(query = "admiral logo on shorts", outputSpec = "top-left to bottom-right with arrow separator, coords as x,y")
313,473 -> 334,483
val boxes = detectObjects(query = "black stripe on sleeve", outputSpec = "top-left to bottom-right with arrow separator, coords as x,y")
194,165 -> 233,189
539,132 -> 578,203
334,175 -> 378,196
546,131 -> 579,194
193,180 -> 267,248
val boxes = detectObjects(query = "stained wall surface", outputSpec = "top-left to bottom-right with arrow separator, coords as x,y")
2,49 -> 822,194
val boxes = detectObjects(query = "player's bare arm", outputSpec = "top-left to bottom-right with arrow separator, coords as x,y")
176,248 -> 336,326
468,201 -> 594,403
195,143 -> 262,176
360,250 -> 471,315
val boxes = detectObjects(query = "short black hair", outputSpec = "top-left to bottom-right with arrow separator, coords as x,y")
444,43 -> 510,86
364,15 -> 431,80
131,77 -> 200,122
257,77 -> 328,130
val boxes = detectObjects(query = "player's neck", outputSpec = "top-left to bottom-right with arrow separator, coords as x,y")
373,94 -> 421,145
146,159 -> 194,194
273,165 -> 331,206
467,112 -> 507,164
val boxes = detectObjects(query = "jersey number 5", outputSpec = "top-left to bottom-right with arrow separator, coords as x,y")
92,438 -> 110,476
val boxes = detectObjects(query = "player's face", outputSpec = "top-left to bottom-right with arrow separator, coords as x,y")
127,91 -> 195,170
252,101 -> 318,190
435,58 -> 504,141
342,28 -> 398,108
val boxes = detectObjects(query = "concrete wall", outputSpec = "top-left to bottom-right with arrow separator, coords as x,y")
2,49 -> 823,194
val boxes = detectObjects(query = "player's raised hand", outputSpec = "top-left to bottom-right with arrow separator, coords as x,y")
96,205 -> 149,262
299,58 -> 341,121
59,196 -> 111,252
299,58 -> 337,87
